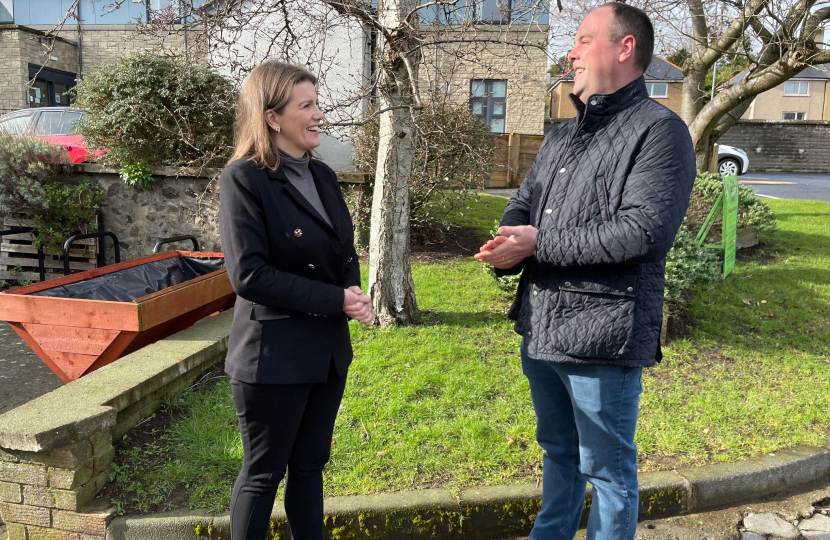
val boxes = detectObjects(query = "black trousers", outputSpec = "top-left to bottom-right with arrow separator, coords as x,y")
230,365 -> 347,540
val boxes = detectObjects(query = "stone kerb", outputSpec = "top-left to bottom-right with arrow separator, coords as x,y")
0,310 -> 233,540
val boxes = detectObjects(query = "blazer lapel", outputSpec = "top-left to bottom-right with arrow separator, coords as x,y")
309,162 -> 344,240
267,163 -> 341,240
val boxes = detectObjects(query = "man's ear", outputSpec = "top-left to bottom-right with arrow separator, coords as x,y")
619,35 -> 636,65
264,109 -> 280,133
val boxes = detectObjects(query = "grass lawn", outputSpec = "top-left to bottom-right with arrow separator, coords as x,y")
106,196 -> 830,514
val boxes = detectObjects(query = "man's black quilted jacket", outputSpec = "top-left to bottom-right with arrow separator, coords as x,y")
498,76 -> 696,367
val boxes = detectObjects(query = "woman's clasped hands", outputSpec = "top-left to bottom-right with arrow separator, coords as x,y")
343,286 -> 375,325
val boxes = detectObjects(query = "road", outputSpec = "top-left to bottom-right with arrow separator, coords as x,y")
738,172 -> 830,202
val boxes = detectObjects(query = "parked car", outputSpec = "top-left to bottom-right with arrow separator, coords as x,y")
717,144 -> 749,176
0,107 -> 102,163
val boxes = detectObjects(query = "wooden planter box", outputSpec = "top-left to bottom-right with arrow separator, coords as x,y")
0,251 -> 235,383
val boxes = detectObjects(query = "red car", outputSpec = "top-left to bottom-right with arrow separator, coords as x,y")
0,107 -> 103,163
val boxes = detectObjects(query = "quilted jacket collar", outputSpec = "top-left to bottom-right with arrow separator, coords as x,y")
569,75 -> 649,118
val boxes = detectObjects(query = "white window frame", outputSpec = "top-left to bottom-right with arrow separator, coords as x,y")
781,112 -> 806,120
646,82 -> 668,98
783,80 -> 809,96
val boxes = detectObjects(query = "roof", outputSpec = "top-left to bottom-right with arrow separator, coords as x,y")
724,62 -> 830,87
549,55 -> 683,91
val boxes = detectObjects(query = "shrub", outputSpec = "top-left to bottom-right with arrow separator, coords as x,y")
73,52 -> 236,171
0,134 -> 102,258
351,99 -> 496,230
686,171 -> 777,239
33,180 -> 103,255
0,133 -> 72,216
664,224 -> 721,302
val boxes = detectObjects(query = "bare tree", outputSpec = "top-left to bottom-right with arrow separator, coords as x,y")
39,0 -> 550,326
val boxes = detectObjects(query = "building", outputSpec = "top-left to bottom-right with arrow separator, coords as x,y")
548,55 -> 684,120
0,0 -> 196,113
728,63 -> 830,121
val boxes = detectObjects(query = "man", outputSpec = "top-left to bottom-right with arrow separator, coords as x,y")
475,3 -> 696,539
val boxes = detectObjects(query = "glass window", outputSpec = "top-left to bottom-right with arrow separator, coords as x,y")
783,81 -> 809,96
35,110 -> 82,135
28,81 -> 50,107
470,79 -> 507,133
0,112 -> 35,136
0,0 -> 13,23
477,0 -> 509,23
646,83 -> 668,98
781,112 -> 806,120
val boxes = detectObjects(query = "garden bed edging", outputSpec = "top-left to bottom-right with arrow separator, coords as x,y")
0,309 -> 232,540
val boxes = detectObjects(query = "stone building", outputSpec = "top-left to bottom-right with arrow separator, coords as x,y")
0,0 -> 194,113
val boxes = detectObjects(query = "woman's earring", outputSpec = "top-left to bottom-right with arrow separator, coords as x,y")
275,127 -> 281,133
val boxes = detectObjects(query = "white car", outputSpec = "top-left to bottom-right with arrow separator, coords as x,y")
717,144 -> 749,176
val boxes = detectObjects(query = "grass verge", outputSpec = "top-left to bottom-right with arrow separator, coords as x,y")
105,196 -> 830,514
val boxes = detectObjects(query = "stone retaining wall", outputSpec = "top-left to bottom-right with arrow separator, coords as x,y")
0,310 -> 233,540
716,120 -> 830,173
69,164 -> 371,264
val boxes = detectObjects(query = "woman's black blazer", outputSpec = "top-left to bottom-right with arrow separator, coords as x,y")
219,157 -> 361,384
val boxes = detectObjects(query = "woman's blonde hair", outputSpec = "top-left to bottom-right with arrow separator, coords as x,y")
228,60 -> 318,170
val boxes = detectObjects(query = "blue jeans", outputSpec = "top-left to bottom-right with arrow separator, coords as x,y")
521,340 -> 642,540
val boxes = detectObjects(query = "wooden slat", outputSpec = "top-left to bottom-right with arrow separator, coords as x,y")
0,294 -> 140,330
1,244 -> 95,258
0,271 -> 43,281
0,255 -> 95,271
137,270 -> 235,331
23,324 -> 120,356
41,351 -> 101,381
9,322 -> 74,384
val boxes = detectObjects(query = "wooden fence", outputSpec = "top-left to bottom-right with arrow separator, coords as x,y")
489,133 -> 545,188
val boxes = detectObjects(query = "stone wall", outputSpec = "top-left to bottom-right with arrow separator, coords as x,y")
419,26 -> 549,135
74,165 -> 223,263
716,120 -> 830,173
0,25 -> 79,112
0,310 -> 232,540
73,164 -> 370,264
78,26 -> 191,72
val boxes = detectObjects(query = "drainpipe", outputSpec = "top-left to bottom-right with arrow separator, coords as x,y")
76,1 -> 83,78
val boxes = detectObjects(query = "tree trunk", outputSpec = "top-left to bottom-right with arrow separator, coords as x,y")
680,67 -> 707,125
367,0 -> 421,326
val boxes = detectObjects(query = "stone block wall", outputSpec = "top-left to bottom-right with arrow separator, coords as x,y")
0,311 -> 233,540
79,26 -> 193,71
716,120 -> 830,173
419,26 -> 549,135
0,26 -> 78,112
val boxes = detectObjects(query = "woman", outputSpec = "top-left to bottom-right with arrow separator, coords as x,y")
219,60 -> 374,540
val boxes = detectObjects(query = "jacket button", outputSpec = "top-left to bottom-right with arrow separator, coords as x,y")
347,257 -> 353,262
559,168 -> 566,173
308,264 -> 315,270
627,287 -> 634,292
590,99 -> 597,106
527,331 -> 532,337
533,291 -> 538,296
294,229 -> 303,238
564,281 -> 572,287
545,208 -> 552,214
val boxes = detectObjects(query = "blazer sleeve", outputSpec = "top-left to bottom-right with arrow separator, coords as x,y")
219,164 -> 345,317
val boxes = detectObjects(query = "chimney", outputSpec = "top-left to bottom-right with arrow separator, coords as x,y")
816,28 -> 826,49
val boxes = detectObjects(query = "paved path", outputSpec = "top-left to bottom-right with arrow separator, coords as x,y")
0,322 -> 62,415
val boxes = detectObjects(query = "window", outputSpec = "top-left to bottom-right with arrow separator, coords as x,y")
421,0 -> 548,25
645,82 -> 668,98
0,0 -> 12,24
470,79 -> 507,133
783,81 -> 809,96
34,110 -> 83,136
27,65 -> 77,108
0,111 -> 36,136
781,112 -> 806,120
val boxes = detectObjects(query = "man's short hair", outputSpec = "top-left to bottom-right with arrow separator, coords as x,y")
603,2 -> 654,74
